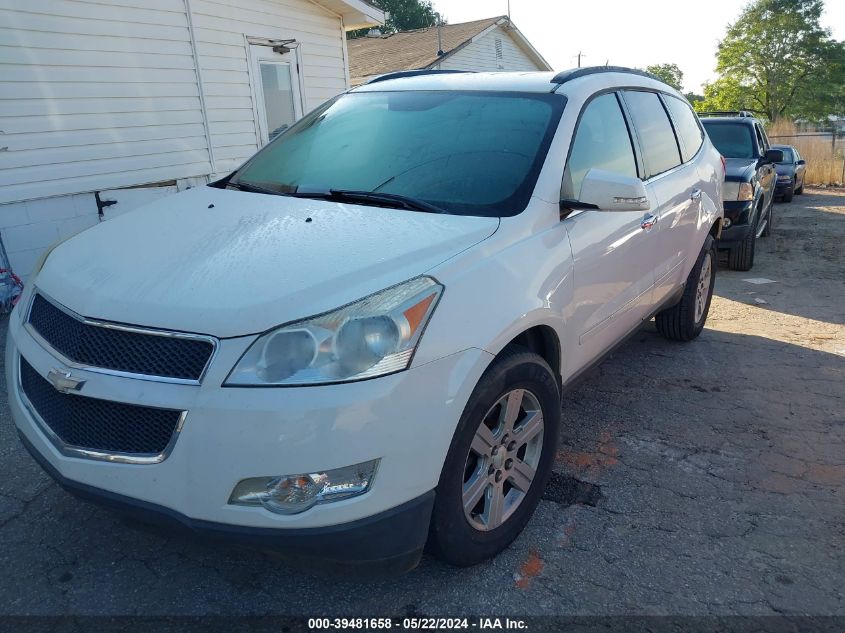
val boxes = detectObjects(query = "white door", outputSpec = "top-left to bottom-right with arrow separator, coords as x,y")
249,44 -> 304,145
620,90 -> 697,306
561,92 -> 658,371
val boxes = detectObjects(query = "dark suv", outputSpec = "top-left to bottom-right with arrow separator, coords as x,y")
700,112 -> 783,271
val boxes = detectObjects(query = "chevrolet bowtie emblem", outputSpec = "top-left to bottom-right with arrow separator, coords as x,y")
46,368 -> 86,394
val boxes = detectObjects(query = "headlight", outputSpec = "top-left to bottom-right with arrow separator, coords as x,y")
225,276 -> 443,386
722,182 -> 753,202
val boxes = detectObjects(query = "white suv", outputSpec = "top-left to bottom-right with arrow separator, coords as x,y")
7,68 -> 723,572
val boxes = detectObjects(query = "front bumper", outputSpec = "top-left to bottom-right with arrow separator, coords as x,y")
775,180 -> 794,196
18,430 -> 434,570
717,200 -> 754,247
7,311 -> 493,563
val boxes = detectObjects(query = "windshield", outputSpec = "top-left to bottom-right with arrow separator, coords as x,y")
701,121 -> 756,159
776,148 -> 794,164
230,91 -> 565,217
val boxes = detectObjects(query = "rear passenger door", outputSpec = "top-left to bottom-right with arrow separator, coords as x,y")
561,92 -> 659,370
621,90 -> 699,305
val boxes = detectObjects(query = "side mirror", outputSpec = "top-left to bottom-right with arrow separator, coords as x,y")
797,159 -> 806,166
764,149 -> 784,164
561,169 -> 650,212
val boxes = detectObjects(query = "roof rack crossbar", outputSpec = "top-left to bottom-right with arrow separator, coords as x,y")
550,66 -> 663,85
365,69 -> 475,85
697,110 -> 755,118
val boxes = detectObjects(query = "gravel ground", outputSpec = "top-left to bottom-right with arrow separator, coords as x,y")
1,189 -> 843,617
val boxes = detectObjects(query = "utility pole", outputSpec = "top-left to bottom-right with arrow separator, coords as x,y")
574,51 -> 586,68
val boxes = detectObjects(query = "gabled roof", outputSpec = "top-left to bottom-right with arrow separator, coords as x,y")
348,16 -> 551,85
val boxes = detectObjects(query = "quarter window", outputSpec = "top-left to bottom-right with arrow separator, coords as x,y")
664,95 -> 703,162
562,93 -> 638,200
623,90 -> 682,178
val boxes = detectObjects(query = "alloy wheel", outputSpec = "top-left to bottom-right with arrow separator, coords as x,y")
462,389 -> 544,531
695,251 -> 713,323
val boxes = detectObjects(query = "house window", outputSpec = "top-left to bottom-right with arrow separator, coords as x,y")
249,44 -> 303,145
260,63 -> 296,139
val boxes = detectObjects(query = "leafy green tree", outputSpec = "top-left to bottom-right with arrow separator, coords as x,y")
348,0 -> 441,38
645,63 -> 684,91
699,0 -> 845,121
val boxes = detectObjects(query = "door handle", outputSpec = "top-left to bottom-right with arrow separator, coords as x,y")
640,214 -> 657,231
690,188 -> 702,201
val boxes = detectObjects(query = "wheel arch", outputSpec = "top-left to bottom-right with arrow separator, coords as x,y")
496,324 -> 562,388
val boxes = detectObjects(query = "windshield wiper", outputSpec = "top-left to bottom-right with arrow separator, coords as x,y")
226,181 -> 292,197
291,189 -> 445,214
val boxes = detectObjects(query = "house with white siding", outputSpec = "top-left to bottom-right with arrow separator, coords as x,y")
347,16 -> 551,87
0,0 -> 383,278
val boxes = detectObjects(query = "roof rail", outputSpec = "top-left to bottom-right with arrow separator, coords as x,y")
550,66 -> 663,85
698,110 -> 755,118
365,69 -> 475,85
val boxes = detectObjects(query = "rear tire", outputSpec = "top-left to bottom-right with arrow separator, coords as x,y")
655,235 -> 716,342
427,346 -> 560,567
728,212 -> 758,271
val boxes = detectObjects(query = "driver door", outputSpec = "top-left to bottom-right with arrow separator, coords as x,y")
561,92 -> 659,371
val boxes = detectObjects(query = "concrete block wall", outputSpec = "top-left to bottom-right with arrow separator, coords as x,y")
0,194 -> 99,281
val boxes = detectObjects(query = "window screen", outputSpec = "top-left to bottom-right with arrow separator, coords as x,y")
623,90 -> 682,178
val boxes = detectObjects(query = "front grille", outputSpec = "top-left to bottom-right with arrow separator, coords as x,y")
20,357 -> 184,456
27,293 -> 214,381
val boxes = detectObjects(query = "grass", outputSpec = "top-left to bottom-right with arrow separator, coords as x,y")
766,119 -> 845,186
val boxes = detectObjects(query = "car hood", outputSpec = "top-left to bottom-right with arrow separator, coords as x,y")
724,158 -> 758,181
775,163 -> 795,176
36,187 -> 499,338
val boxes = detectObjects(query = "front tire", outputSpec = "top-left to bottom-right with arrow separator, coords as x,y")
655,235 -> 717,342
427,346 -> 560,566
782,188 -> 793,203
728,211 -> 758,271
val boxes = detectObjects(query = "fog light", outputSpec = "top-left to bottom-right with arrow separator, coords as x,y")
723,217 -> 732,228
228,459 -> 379,515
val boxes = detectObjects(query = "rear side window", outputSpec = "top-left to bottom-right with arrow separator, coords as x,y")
623,90 -> 682,178
664,95 -> 703,162
562,93 -> 638,199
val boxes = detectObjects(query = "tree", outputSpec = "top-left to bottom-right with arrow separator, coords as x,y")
699,0 -> 845,121
348,0 -> 441,38
645,63 -> 684,92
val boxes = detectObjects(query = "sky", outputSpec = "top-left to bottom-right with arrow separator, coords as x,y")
429,0 -> 845,94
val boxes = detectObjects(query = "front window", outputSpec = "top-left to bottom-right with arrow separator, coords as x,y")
702,122 -> 756,159
231,91 -> 565,217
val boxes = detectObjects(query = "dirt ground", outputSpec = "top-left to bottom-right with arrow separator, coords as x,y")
0,189 -> 843,617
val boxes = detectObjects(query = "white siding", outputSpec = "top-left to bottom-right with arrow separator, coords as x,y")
0,0 -> 213,205
190,0 -> 349,174
438,27 -> 541,73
